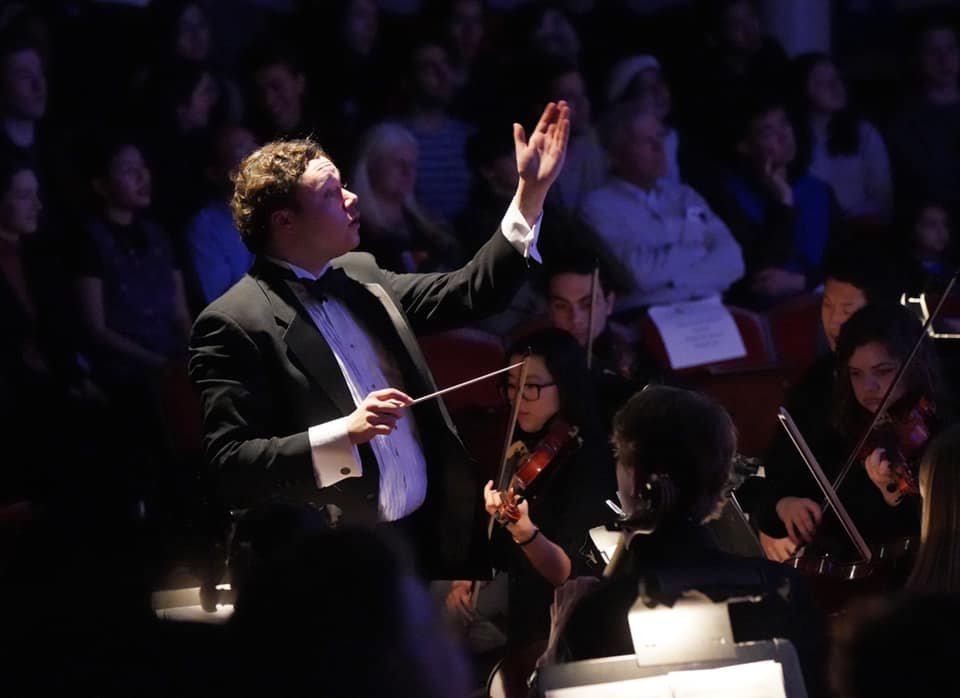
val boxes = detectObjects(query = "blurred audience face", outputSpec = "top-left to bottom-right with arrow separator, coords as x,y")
370,140 -> 417,203
343,0 -> 379,56
847,341 -> 904,413
920,27 -> 960,91
212,124 -> 258,184
97,145 -> 152,211
548,271 -> 614,348
739,107 -> 796,169
914,203 -> 951,256
807,59 -> 847,113
533,9 -> 581,61
0,168 -> 41,237
480,153 -> 519,197
175,3 -> 211,62
613,113 -> 667,189
633,68 -> 672,121
412,44 -> 455,108
506,353 -> 560,433
548,70 -> 591,135
177,70 -> 218,131
447,0 -> 485,63
253,62 -> 306,134
720,0 -> 764,55
822,279 -> 867,352
1,47 -> 46,121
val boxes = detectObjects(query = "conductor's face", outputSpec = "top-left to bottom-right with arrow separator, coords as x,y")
292,156 -> 361,262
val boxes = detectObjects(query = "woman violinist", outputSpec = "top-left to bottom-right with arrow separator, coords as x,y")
772,303 -> 946,560
447,328 -> 616,650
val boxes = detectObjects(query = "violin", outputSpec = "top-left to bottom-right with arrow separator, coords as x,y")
858,394 -> 936,499
493,418 -> 582,525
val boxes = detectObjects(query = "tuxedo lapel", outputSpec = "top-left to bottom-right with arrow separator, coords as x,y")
283,313 -> 356,416
251,260 -> 357,417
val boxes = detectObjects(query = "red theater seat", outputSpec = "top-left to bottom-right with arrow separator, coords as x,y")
769,292 -> 824,380
419,327 -> 505,411
151,359 -> 205,463
419,328 -> 510,481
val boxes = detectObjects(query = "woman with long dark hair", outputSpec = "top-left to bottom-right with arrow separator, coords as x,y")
447,327 -> 615,650
906,423 -> 960,593
774,303 -> 944,556
792,52 -> 893,224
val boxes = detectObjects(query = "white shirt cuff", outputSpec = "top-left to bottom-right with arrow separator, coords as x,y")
500,196 -> 543,264
308,417 -> 363,488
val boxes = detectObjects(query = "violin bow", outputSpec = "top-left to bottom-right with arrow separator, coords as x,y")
778,408 -> 872,561
586,264 -> 600,370
488,349 -> 531,538
825,269 -> 959,510
472,351 -> 530,611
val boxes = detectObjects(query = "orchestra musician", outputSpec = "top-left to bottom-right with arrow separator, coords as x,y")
905,422 -> 960,593
763,303 -> 947,562
545,385 -> 826,694
751,247 -> 901,560
539,249 -> 659,427
188,102 -> 570,581
446,328 -> 616,650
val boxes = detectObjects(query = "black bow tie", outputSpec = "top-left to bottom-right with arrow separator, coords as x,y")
305,267 -> 352,303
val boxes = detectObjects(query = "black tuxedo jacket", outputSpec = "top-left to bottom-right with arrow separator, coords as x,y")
188,230 -> 528,578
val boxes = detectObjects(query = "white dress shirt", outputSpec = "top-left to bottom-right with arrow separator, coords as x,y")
271,197 -> 541,521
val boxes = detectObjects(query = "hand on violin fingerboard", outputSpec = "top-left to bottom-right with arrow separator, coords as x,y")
483,481 -> 533,534
864,448 -> 905,506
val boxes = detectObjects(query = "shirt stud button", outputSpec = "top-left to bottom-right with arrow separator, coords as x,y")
340,467 -> 351,475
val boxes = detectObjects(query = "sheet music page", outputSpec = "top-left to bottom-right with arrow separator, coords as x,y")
667,660 -> 786,698
545,674 -> 672,698
544,661 -> 786,698
646,295 -> 746,369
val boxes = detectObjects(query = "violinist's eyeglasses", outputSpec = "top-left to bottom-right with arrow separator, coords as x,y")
500,381 -> 557,402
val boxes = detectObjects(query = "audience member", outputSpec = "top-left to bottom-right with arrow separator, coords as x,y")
137,58 -> 221,232
351,121 -> 462,272
402,38 -> 475,221
582,100 -> 743,311
459,119 -> 519,254
428,0 -> 497,118
0,32 -> 46,163
902,197 -> 956,294
605,54 -> 681,183
245,42 -> 322,147
888,14 -> 960,209
296,0 -> 389,161
184,122 -> 257,305
538,57 -> 607,212
74,137 -> 191,388
792,52 -> 893,227
708,96 -> 835,308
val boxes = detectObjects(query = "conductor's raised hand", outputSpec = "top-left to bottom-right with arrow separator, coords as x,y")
515,100 -> 571,226
346,388 -> 412,445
